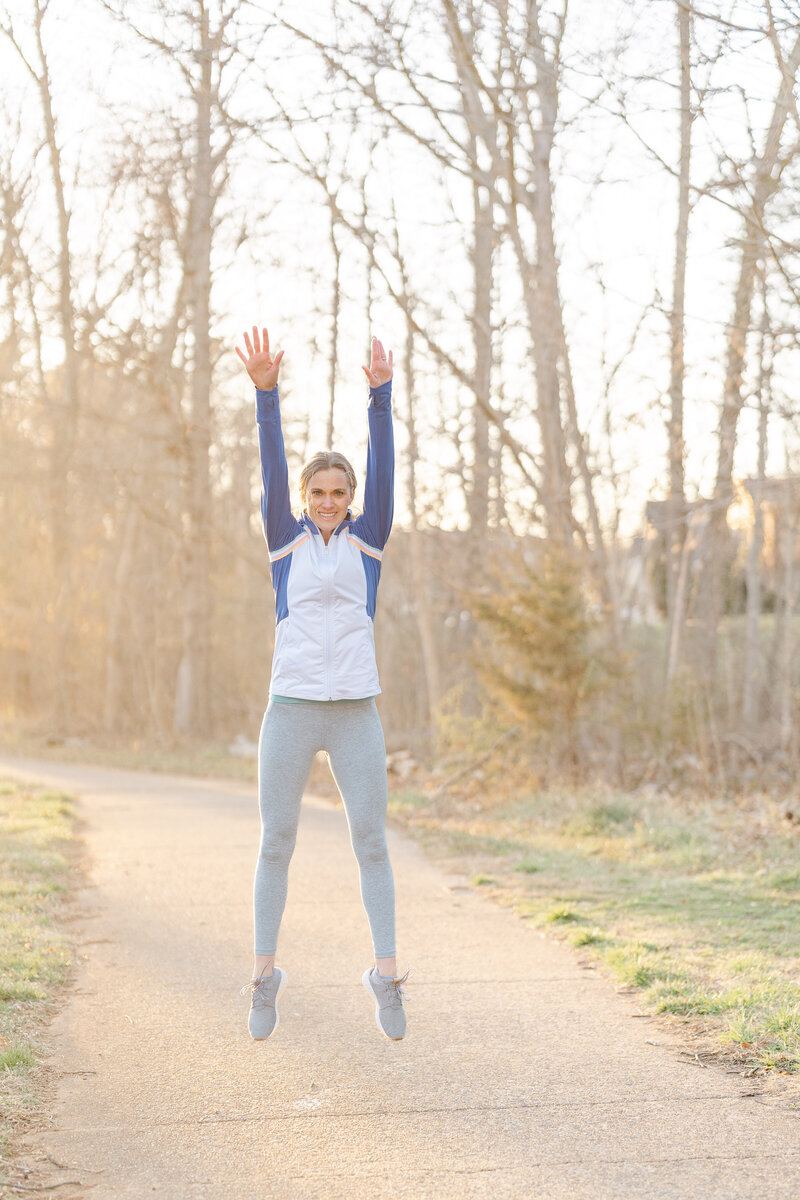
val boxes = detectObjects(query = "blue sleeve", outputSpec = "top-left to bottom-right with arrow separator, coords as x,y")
255,386 -> 302,552
351,380 -> 394,551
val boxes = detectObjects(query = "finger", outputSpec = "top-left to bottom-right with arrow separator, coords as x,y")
243,330 -> 254,356
252,325 -> 261,354
377,338 -> 385,359
262,327 -> 270,354
274,349 -> 284,368
362,366 -> 375,384
235,346 -> 247,365
387,349 -> 393,367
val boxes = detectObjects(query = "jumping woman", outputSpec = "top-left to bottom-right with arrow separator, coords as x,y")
235,326 -> 408,1041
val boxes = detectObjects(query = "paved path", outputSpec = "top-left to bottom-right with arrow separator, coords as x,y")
2,756 -> 799,1200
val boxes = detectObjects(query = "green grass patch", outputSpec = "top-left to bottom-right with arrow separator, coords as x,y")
442,828 -> 525,857
0,1042 -> 36,1072
568,928 -> 606,947
561,801 -> 635,838
543,904 -> 582,924
387,780 -> 800,1077
514,859 -> 541,874
0,778 -> 76,1182
604,940 -> 672,988
719,998 -> 800,1072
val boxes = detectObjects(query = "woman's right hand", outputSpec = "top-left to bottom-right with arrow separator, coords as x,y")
235,326 -> 284,390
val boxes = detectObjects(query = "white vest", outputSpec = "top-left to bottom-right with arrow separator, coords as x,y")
268,519 -> 383,700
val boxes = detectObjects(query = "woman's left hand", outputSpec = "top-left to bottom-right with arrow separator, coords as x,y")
362,337 -> 393,386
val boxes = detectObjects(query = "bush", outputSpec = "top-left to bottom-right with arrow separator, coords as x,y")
472,548 -> 614,771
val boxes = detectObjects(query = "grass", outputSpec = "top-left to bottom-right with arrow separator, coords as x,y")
0,778 -> 76,1188
388,781 -> 800,1078
542,903 -> 581,923
514,859 -> 541,874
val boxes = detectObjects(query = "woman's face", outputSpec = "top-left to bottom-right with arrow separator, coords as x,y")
305,468 -> 353,533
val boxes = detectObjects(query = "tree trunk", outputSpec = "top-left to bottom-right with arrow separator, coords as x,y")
30,2 -> 80,727
742,290 -> 770,728
441,4 -> 492,535
525,6 -> 573,546
665,0 -> 692,681
779,476 -> 795,754
104,504 -> 138,734
526,159 -> 572,545
327,205 -> 340,448
521,6 -> 618,634
403,318 -> 441,743
468,176 -> 492,535
174,5 -> 214,735
666,508 -> 700,685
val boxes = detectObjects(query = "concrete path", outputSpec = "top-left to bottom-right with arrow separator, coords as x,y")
2,756 -> 799,1200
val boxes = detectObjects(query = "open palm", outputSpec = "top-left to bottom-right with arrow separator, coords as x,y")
362,337 -> 393,387
235,326 -> 284,391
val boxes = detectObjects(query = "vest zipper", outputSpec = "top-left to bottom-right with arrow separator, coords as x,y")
323,538 -> 334,700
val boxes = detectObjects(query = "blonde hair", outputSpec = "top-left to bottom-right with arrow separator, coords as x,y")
298,451 -> 357,506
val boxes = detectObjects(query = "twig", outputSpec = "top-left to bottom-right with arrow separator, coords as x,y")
6,1183 -> 91,1192
45,1153 -> 104,1174
677,1052 -> 710,1068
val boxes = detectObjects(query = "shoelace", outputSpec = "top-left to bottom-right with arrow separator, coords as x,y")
240,976 -> 276,1008
381,967 -> 410,1007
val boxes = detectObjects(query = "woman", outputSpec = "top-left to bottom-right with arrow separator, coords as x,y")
235,326 -> 408,1042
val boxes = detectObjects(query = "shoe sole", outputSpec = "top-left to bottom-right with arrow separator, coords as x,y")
362,968 -> 404,1041
250,967 -> 287,1041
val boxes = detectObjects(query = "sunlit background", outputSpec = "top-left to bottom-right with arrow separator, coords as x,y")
2,0 -> 800,788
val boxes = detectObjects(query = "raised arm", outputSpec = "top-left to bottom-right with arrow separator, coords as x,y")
235,326 -> 299,552
354,337 -> 394,550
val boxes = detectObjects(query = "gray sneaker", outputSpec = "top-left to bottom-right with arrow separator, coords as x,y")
240,966 -> 287,1040
362,967 -> 409,1040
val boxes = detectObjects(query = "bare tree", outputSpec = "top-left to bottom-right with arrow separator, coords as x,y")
0,0 -> 81,724
665,0 -> 694,683
101,0 -> 259,734
443,3 -> 493,536
697,23 -> 800,675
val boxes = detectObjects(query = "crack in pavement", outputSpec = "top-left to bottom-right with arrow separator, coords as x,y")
41,1091 -> 775,1134
217,1149 -> 800,1177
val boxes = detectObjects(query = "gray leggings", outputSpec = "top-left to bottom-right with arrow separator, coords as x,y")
253,697 -> 396,958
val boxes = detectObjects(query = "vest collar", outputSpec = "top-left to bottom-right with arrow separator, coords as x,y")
301,510 -> 353,538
